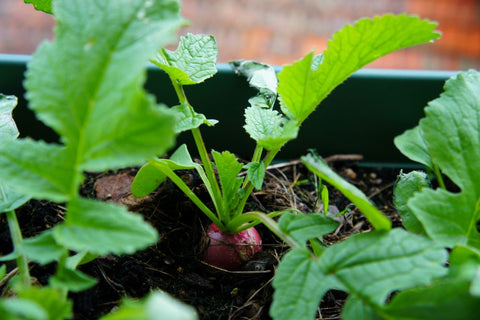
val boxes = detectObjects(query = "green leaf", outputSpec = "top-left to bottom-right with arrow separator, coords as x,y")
0,185 -> 30,213
394,126 -> 433,168
0,139 -> 74,202
24,0 -> 52,14
132,161 -> 167,197
382,247 -> 480,320
278,212 -> 338,245
0,95 -> 30,211
18,230 -> 66,265
272,229 -> 447,320
302,153 -> 391,230
49,264 -> 97,292
152,33 -> 218,85
230,60 -> 277,107
244,161 -> 265,190
0,298 -> 47,320
270,247 -> 329,320
393,170 -> 431,234
0,95 -> 20,141
100,291 -> 198,320
171,103 -> 217,133
278,15 -> 440,124
212,150 -> 244,216
406,71 -> 480,249
244,105 -> 298,150
342,296 -> 382,320
53,197 -> 158,255
23,0 -> 184,173
17,286 -> 72,320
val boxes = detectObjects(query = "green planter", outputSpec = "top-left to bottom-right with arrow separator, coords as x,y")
0,53 -> 456,166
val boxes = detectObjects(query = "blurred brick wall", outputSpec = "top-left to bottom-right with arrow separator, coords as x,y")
1,0 -> 480,70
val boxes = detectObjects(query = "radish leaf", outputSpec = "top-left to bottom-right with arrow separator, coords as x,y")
404,71 -> 480,248
302,153 -> 392,230
278,15 -> 441,124
271,229 -> 447,320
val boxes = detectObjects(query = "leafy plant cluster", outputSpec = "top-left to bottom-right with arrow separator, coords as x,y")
2,0 -> 477,319
268,69 -> 480,320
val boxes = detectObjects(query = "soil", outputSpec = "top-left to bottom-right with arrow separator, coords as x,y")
0,156 -> 404,320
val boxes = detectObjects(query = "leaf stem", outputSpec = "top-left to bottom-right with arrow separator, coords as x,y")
169,77 -> 224,222
433,164 -> 446,190
157,164 -> 222,228
5,210 -> 30,288
237,211 -> 300,248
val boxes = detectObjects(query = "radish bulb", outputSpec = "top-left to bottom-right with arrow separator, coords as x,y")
202,223 -> 262,270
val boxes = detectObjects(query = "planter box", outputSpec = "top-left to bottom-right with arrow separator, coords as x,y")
0,53 -> 456,166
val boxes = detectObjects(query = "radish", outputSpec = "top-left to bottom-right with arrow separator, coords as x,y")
202,223 -> 262,270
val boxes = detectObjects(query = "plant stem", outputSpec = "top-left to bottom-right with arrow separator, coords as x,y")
169,77 -> 224,220
158,164 -> 222,228
239,211 -> 300,248
433,164 -> 446,190
235,148 -> 281,218
227,210 -> 286,233
5,210 -> 30,288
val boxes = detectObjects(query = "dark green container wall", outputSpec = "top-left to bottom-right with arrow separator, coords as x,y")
0,54 -> 457,165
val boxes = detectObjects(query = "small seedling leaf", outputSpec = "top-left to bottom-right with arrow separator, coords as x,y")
230,60 -> 277,107
100,291 -> 198,320
17,286 -> 72,320
244,161 -> 265,190
131,161 -> 167,198
394,126 -> 433,169
393,170 -> 431,234
212,150 -> 244,216
171,103 -> 217,133
152,33 -> 218,85
49,264 -> 97,292
18,230 -> 66,265
302,153 -> 391,230
0,298 -> 48,320
53,197 -> 158,256
244,105 -> 298,150
278,212 -> 338,245
278,15 -> 440,124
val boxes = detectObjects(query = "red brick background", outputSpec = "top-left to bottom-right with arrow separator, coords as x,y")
1,0 -> 480,70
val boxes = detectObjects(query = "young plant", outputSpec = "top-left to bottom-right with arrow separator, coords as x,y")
265,70 -> 480,320
132,14 -> 441,270
0,0 -> 186,317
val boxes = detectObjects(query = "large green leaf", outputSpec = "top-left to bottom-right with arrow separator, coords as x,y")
270,247 -> 329,320
278,15 -> 440,124
271,229 -> 447,320
53,197 -> 158,255
152,33 -> 218,85
23,0 -> 183,172
382,245 -> 480,319
0,139 -> 74,202
302,153 -> 391,230
406,71 -> 480,248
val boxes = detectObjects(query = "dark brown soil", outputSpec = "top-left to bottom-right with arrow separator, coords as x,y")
0,157 -> 403,320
